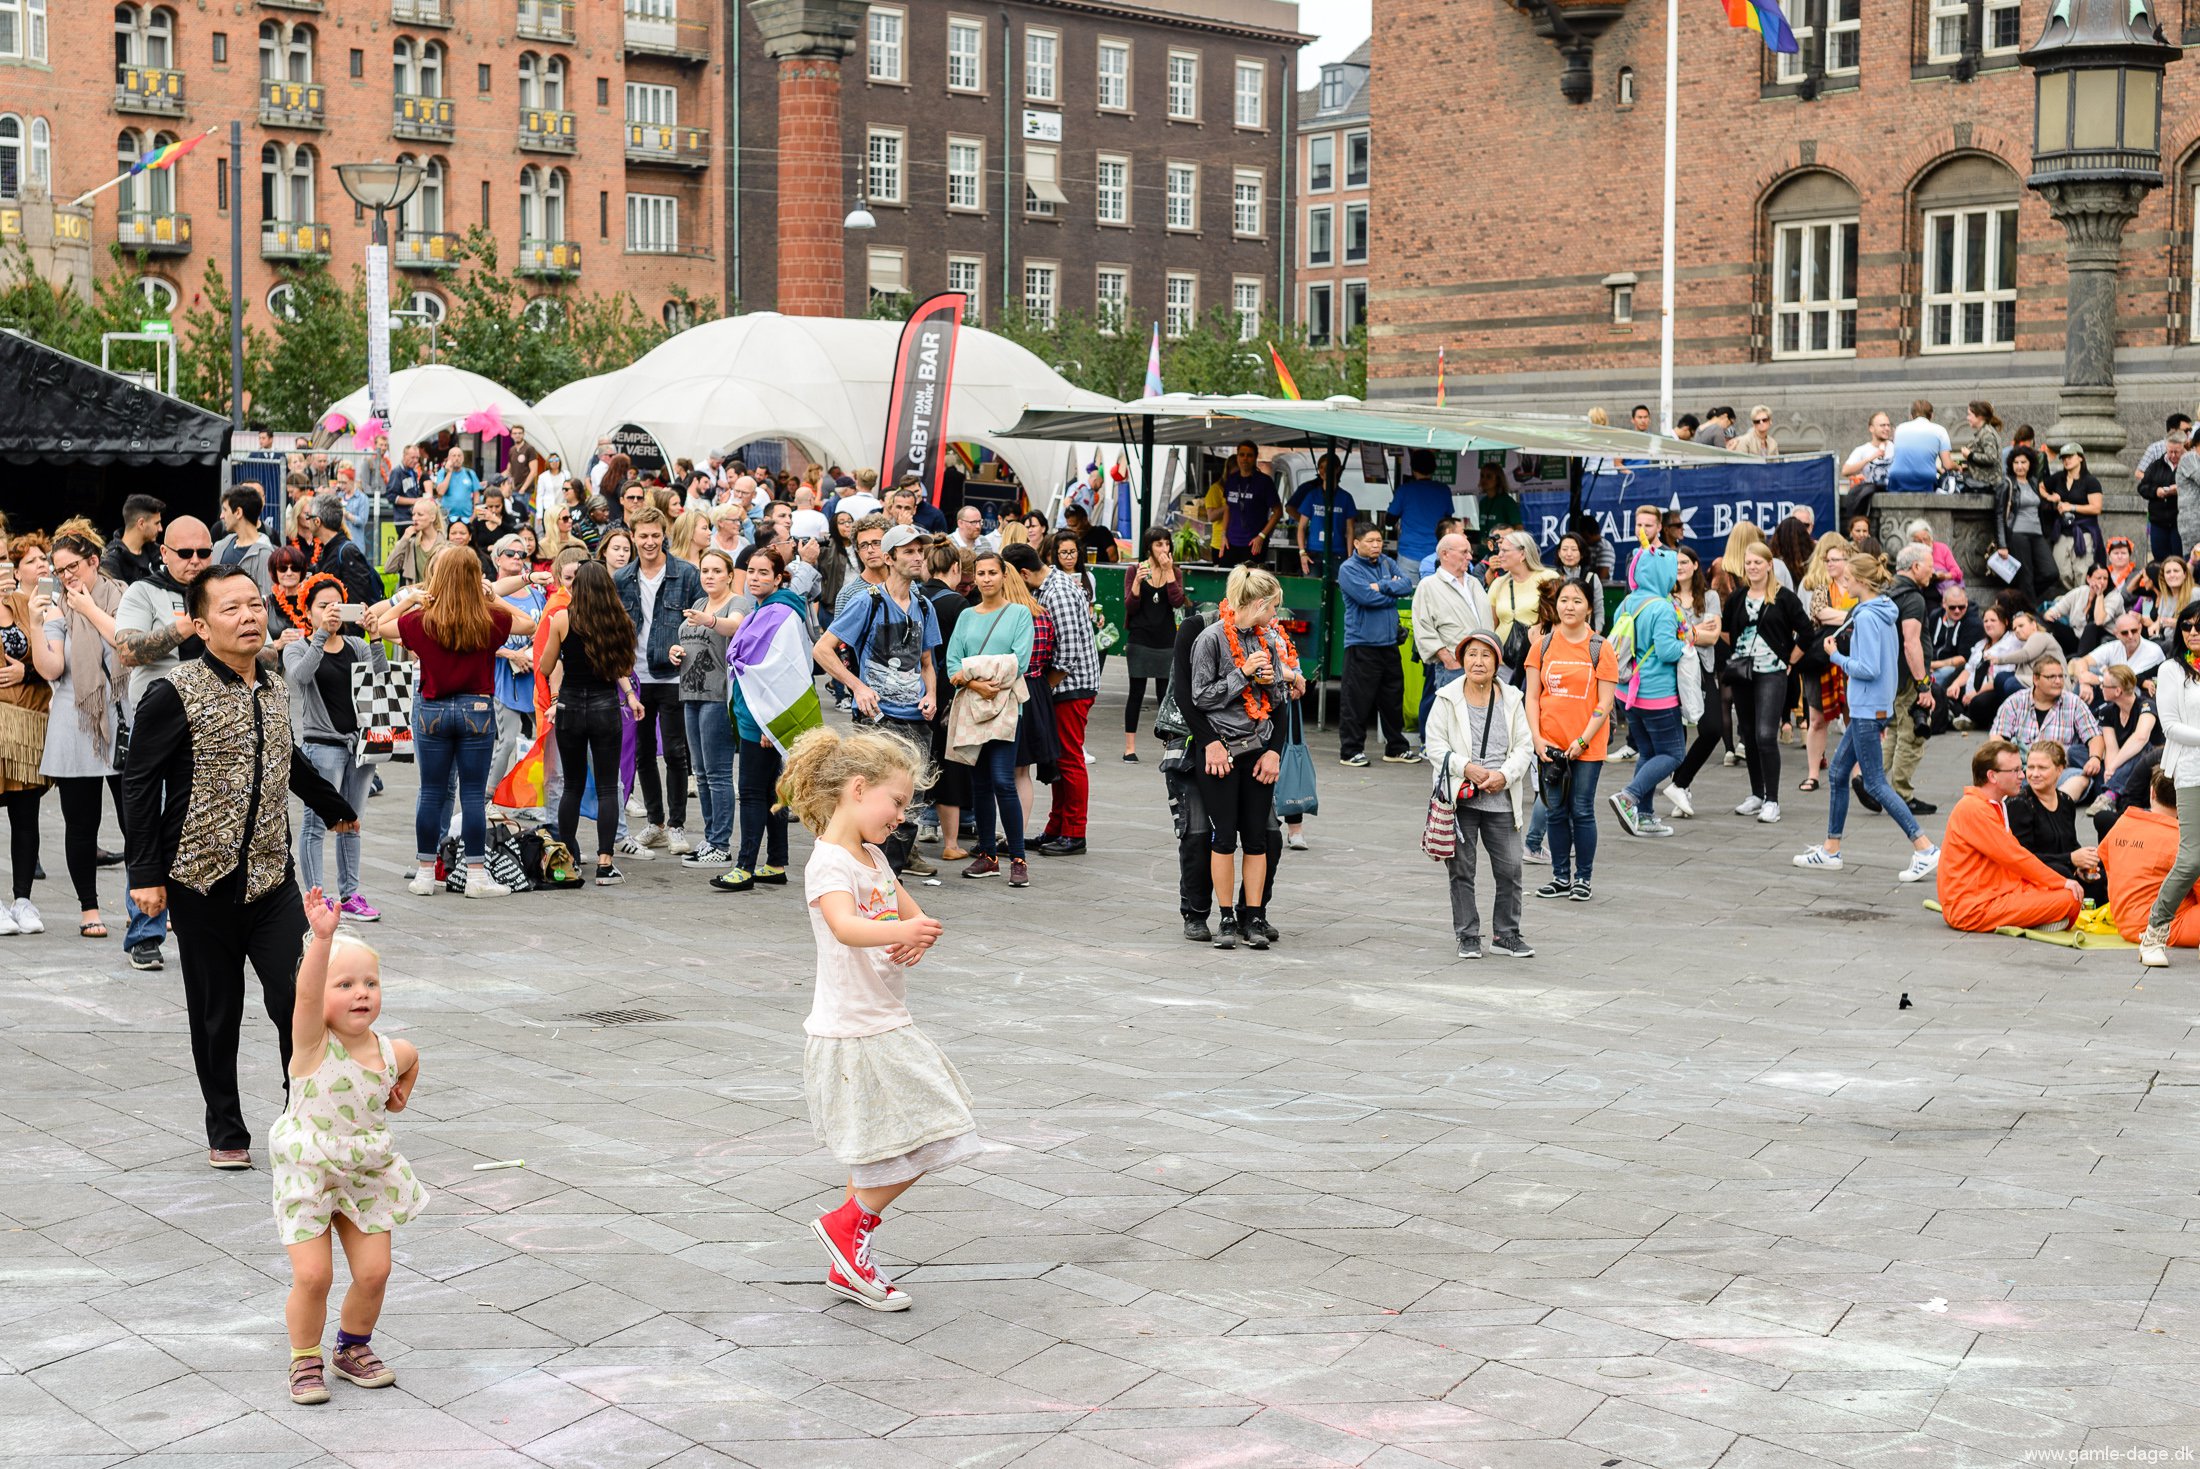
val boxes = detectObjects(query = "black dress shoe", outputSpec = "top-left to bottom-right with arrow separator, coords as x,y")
1036,837 -> 1088,856
1182,916 -> 1213,942
1851,775 -> 1883,813
95,848 -> 125,868
1904,796 -> 1938,814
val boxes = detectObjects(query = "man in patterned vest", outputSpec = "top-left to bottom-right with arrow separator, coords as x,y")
123,565 -> 359,1171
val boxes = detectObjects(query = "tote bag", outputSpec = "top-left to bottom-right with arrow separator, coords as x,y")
349,657 -> 415,764
1275,701 -> 1318,820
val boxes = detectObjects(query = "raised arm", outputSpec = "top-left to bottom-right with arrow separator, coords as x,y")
290,886 -> 341,1070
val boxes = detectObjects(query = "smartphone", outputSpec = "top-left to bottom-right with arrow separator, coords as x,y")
336,603 -> 367,623
38,576 -> 60,600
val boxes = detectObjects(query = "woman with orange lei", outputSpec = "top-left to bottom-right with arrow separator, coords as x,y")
266,555 -> 336,656
1187,566 -> 1302,951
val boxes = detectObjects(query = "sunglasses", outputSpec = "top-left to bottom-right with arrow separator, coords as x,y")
168,546 -> 214,560
1752,417 -> 1771,426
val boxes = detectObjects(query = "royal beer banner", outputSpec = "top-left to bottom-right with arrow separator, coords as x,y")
880,292 -> 966,505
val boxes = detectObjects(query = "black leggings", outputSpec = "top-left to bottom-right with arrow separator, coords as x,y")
1195,748 -> 1274,853
1125,672 -> 1170,734
1671,673 -> 1728,790
1737,670 -> 1788,801
55,776 -> 108,910
0,787 -> 40,901
736,735 -> 789,870
554,691 -> 624,863
633,681 -> 690,829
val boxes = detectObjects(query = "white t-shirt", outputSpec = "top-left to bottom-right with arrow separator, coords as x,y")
1844,441 -> 1891,476
2084,638 -> 2163,681
803,840 -> 912,1038
636,565 -> 670,683
589,459 -> 609,491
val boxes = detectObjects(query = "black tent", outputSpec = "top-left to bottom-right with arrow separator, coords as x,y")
0,330 -> 228,536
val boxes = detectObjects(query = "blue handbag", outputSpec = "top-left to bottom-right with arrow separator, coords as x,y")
1276,736 -> 1319,820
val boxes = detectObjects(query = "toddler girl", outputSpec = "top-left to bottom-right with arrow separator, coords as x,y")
781,725 -> 977,1311
272,887 -> 428,1404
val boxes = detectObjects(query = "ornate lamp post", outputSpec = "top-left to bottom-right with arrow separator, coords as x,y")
335,159 -> 423,553
2020,0 -> 2179,480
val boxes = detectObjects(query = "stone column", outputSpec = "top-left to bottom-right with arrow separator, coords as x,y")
2038,178 -> 2149,488
749,0 -> 865,316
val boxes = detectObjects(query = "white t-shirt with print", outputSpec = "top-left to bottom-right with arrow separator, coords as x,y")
804,840 -> 912,1039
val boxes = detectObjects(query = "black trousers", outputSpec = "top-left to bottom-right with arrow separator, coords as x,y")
554,689 -> 624,863
632,681 -> 690,829
0,787 -> 41,902
1339,644 -> 1406,759
168,873 -> 306,1152
1671,675 -> 1729,790
1167,764 -> 1281,919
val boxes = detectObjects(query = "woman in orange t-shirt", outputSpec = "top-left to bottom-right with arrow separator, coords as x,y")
1524,578 -> 1617,901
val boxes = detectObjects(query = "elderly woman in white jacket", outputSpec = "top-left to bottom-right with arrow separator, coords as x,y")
2140,609 -> 2200,966
1425,628 -> 1537,960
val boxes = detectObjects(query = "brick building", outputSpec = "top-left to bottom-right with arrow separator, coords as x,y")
731,0 -> 1307,337
1294,37 -> 1367,350
0,0 -> 722,337
1370,0 -> 2200,464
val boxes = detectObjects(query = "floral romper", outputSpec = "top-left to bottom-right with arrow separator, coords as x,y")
270,1034 -> 429,1246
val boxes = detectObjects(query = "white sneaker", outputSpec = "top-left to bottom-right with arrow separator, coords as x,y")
407,870 -> 438,896
1285,831 -> 1309,851
462,869 -> 512,899
1722,751 -> 1741,767
1609,744 -> 1635,762
681,845 -> 734,868
1896,846 -> 1941,884
1666,786 -> 1695,819
626,791 -> 648,818
1521,845 -> 1550,865
637,823 -> 670,850
2141,922 -> 2171,968
11,899 -> 42,934
1793,844 -> 1843,870
1757,801 -> 1782,824
662,827 -> 695,856
1734,795 -> 1765,816
615,835 -> 657,861
0,903 -> 18,936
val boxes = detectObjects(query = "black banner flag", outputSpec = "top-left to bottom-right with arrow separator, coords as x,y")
880,292 -> 966,505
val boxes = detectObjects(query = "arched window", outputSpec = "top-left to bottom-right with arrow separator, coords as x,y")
261,138 -> 314,222
144,129 -> 176,214
393,36 -> 416,93
0,116 -> 21,199
404,289 -> 445,325
27,118 -> 47,190
135,275 -> 177,314
543,166 -> 566,238
518,163 -> 540,238
290,142 -> 316,220
1914,155 -> 2019,354
542,55 -> 566,110
662,299 -> 690,329
285,23 -> 313,82
258,19 -> 280,80
116,128 -> 144,213
420,41 -> 443,98
267,282 -> 299,321
1616,66 -> 1634,107
397,153 -> 444,235
1764,170 -> 1860,359
145,5 -> 171,66
517,51 -> 539,107
523,297 -> 562,332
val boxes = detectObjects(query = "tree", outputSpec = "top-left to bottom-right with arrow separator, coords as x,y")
253,259 -> 366,430
174,259 -> 270,418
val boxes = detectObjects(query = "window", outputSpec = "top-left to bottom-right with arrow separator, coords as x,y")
1318,64 -> 1344,110
1024,143 -> 1063,215
1094,154 -> 1128,224
866,247 -> 906,306
1343,202 -> 1367,263
1165,161 -> 1196,231
115,6 -> 175,69
122,129 -> 179,214
259,138 -> 315,222
1164,272 -> 1196,338
1234,60 -> 1264,127
1166,50 -> 1197,119
519,51 -> 564,109
349,48 -> 363,77
866,6 -> 903,83
1232,169 -> 1262,237
1617,66 -> 1635,105
135,276 -> 178,314
1610,278 -> 1635,323
1024,261 -> 1057,327
598,189 -> 606,237
1308,134 -> 1333,192
1343,280 -> 1367,340
27,115 -> 46,188
946,17 -> 982,92
212,31 -> 226,64
1095,266 -> 1127,332
1345,129 -> 1369,188
1307,205 -> 1332,266
1928,0 -> 1965,62
1232,278 -> 1260,341
1983,0 -> 2021,52
1305,283 -> 1332,346
946,135 -> 981,211
259,19 -> 315,83
1923,205 -> 2018,351
267,282 -> 299,321
477,62 -> 491,92
866,126 -> 902,204
520,163 -> 568,240
0,117 -> 20,198
596,76 -> 608,106
1772,216 -> 1857,357
399,155 -> 445,234
405,290 -> 446,325
0,0 -> 47,62
1097,39 -> 1128,111
947,254 -> 982,321
523,298 -> 561,333
626,81 -> 675,125
1024,27 -> 1056,101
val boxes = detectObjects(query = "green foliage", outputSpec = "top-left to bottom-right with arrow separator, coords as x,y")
174,260 -> 269,417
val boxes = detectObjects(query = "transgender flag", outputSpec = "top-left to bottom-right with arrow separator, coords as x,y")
729,601 -> 823,754
1143,323 -> 1164,399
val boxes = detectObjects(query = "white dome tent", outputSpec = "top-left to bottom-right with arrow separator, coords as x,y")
530,312 -> 1117,502
323,365 -> 555,456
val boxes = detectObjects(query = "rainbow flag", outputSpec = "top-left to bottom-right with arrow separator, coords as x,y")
1722,0 -> 1798,51
1268,343 -> 1300,401
130,130 -> 210,176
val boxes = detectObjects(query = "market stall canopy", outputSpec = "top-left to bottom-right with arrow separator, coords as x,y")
0,329 -> 228,465
531,312 -> 1118,488
999,394 -> 1754,462
322,365 -> 555,454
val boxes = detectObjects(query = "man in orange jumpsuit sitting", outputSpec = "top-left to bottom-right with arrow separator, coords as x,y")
1938,738 -> 2086,933
2101,767 -> 2200,945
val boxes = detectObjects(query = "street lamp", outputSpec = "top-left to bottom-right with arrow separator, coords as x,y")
336,159 -> 423,553
2021,0 -> 2179,482
843,193 -> 876,231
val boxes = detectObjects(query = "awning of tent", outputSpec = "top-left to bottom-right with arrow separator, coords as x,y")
322,365 -> 556,456
998,394 -> 1753,462
0,330 -> 229,466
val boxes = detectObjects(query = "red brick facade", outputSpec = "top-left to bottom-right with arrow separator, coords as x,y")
772,55 -> 850,317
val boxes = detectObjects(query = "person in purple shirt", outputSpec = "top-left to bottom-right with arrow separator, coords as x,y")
1220,441 -> 1282,567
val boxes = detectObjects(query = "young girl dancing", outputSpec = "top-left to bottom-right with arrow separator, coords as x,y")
781,725 -> 977,1311
273,888 -> 429,1404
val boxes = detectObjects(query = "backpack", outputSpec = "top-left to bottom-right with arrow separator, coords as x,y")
1605,600 -> 1642,686
1534,628 -> 1608,693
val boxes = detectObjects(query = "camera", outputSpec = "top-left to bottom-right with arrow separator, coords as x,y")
1542,744 -> 1567,763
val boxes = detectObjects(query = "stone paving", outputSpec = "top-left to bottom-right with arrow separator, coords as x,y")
5,685 -> 2200,1469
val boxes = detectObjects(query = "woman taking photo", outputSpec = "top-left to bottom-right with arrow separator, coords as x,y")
368,546 -> 535,898
945,549 -> 1036,885
1523,578 -> 1616,901
283,577 -> 382,922
2043,444 -> 2107,583
26,531 -> 123,938
720,547 -> 807,893
538,561 -> 641,884
1122,525 -> 1185,762
669,546 -> 744,869
1189,567 -> 1294,951
1792,551 -> 1941,881
1796,533 -> 1855,791
0,533 -> 52,934
1724,542 -> 1808,823
1425,629 -> 1536,960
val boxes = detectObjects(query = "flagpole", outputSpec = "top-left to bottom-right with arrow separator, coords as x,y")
67,124 -> 220,209
1659,0 -> 1678,434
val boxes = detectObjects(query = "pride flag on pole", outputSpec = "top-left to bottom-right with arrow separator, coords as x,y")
1143,322 -> 1164,398
130,129 -> 212,175
1721,0 -> 1798,51
1267,343 -> 1300,401
729,600 -> 823,754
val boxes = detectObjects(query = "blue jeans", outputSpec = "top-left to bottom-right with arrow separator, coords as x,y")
1523,796 -> 1550,854
413,693 -> 496,861
1418,660 -> 1462,735
970,738 -> 1023,859
298,741 -> 373,900
1826,713 -> 1921,843
683,700 -> 737,854
1622,703 -> 1686,806
124,889 -> 167,949
1544,758 -> 1603,882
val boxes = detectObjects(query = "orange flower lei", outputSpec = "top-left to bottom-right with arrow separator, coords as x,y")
273,572 -> 342,632
1220,604 -> 1298,725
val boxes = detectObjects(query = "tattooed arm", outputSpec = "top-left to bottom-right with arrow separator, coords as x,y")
113,618 -> 190,668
